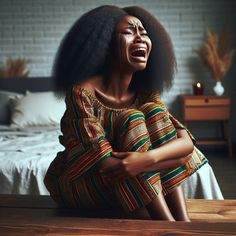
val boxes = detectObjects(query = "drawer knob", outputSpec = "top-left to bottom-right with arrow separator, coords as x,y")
205,98 -> 209,103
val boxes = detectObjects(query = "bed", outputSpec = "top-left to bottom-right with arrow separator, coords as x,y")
0,78 -> 223,199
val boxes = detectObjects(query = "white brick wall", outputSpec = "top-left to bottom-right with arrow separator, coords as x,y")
1,0 -> 236,142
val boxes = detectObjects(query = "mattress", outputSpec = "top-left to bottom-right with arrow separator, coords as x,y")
0,125 -> 63,195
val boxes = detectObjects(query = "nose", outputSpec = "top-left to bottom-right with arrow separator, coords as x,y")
134,33 -> 145,44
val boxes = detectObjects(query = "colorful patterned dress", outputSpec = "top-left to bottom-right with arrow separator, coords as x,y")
44,85 -> 207,211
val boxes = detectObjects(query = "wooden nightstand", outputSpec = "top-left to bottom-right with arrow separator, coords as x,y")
182,96 -> 232,158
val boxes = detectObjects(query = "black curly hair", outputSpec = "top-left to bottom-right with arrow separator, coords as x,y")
53,5 -> 176,94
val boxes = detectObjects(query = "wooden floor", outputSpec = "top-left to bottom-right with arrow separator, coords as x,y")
0,195 -> 236,236
201,147 -> 236,199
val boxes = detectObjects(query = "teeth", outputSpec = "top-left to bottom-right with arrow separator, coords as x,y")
130,48 -> 146,54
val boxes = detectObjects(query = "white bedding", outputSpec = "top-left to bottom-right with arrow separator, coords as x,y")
0,125 -> 223,199
0,125 -> 63,195
182,163 -> 223,199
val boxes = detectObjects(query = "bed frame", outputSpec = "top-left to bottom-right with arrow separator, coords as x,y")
0,77 -> 54,93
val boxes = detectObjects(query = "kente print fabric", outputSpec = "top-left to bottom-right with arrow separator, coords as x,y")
44,86 -> 207,211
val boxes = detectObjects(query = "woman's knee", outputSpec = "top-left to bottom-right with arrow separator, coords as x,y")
114,109 -> 151,151
139,102 -> 166,117
115,109 -> 146,132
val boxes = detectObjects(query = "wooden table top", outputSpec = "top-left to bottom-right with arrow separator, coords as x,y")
0,195 -> 236,236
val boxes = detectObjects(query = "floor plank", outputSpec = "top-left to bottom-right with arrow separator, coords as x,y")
1,195 -> 236,235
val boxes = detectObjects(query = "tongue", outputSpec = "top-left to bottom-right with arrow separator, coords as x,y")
131,51 -> 145,57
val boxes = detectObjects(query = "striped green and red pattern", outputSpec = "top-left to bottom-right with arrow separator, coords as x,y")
44,86 -> 207,211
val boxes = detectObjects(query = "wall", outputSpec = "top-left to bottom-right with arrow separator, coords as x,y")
0,0 -> 236,142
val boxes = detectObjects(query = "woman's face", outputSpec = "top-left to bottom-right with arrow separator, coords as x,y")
115,15 -> 152,72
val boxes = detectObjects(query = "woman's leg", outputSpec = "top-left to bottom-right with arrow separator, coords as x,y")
160,147 -> 208,221
114,108 -> 174,220
139,102 -> 189,221
146,193 -> 175,221
164,185 -> 190,221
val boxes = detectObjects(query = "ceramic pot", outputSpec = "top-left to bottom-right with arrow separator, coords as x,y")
213,81 -> 224,96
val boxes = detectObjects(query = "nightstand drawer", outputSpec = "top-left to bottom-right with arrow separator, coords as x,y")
183,96 -> 231,121
184,97 -> 230,107
184,106 -> 230,120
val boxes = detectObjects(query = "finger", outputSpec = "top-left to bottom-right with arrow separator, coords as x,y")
112,151 -> 129,155
112,151 -> 129,159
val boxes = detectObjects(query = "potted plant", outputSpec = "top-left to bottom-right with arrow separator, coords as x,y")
193,23 -> 235,95
0,57 -> 31,78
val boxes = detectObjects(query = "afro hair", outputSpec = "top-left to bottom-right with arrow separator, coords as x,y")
53,5 -> 176,94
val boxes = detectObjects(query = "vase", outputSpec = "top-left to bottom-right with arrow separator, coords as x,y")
213,81 -> 224,96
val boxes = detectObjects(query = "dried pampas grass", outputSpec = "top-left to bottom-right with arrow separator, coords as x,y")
0,58 -> 31,78
193,23 -> 235,82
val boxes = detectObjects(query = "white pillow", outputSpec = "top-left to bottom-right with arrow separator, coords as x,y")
9,91 -> 66,127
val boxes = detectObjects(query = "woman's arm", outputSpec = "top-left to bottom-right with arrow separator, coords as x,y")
144,154 -> 191,172
100,129 -> 194,180
147,128 -> 194,164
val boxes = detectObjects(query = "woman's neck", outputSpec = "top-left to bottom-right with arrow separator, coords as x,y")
104,71 -> 133,99
94,69 -> 135,108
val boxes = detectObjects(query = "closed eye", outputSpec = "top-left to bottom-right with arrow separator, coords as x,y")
140,29 -> 148,36
123,31 -> 132,35
141,32 -> 148,36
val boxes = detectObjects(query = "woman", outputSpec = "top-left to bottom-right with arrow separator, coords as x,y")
44,5 -> 207,221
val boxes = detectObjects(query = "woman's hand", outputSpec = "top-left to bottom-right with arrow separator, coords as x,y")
98,156 -> 122,180
99,151 -> 154,181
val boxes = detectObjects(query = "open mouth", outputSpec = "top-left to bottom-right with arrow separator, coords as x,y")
130,48 -> 146,58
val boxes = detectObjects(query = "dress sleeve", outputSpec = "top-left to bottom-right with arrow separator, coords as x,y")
145,92 -> 196,144
168,114 -> 196,144
60,86 -> 112,180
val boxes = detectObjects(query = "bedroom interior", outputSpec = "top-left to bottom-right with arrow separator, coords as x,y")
0,0 -> 236,235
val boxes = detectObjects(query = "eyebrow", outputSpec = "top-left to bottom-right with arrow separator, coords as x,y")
127,23 -> 145,31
